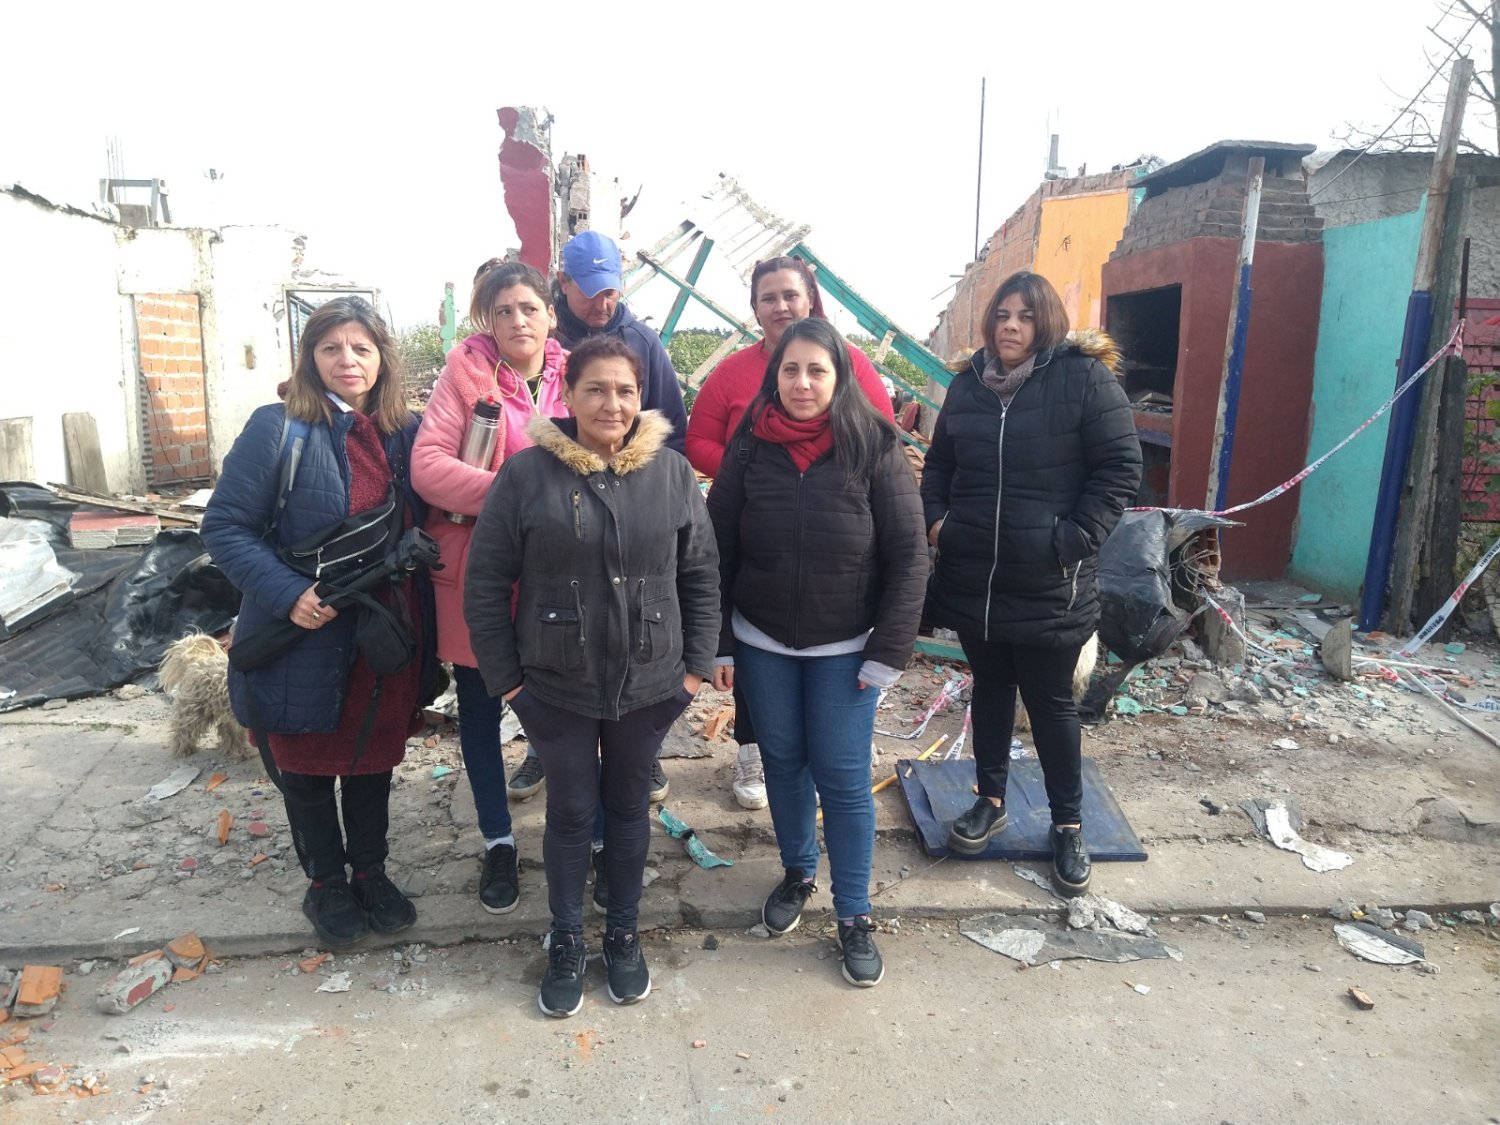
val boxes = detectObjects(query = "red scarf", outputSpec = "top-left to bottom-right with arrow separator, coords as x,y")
751,403 -> 835,472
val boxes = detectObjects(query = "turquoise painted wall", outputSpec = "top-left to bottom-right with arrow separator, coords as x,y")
1289,206 -> 1424,599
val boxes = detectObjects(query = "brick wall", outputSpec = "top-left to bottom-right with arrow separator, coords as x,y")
1113,174 -> 1323,259
135,293 -> 211,485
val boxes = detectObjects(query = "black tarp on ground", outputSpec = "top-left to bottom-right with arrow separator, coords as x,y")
0,529 -> 239,712
896,757 -> 1147,862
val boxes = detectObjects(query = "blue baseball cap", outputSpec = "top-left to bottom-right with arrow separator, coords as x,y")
561,231 -> 623,297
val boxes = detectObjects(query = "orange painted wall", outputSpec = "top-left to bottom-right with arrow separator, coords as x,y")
1034,191 -> 1133,328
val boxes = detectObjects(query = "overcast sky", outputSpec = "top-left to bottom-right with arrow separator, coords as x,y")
5,0 -> 1485,340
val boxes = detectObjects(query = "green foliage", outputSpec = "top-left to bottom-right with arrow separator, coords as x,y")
400,319 -> 475,376
847,334 -> 928,389
666,328 -> 734,379
1462,364 -> 1500,521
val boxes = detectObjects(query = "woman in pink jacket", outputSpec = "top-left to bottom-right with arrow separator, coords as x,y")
684,256 -> 896,811
411,259 -> 567,915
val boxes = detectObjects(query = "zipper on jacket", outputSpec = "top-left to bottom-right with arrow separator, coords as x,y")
1066,564 -> 1080,612
982,402 -> 1010,643
570,580 -> 587,648
637,578 -> 648,656
790,472 -> 807,649
571,489 -> 583,540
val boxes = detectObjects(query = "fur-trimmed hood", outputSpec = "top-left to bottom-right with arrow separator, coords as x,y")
524,409 -> 673,476
956,327 -> 1123,379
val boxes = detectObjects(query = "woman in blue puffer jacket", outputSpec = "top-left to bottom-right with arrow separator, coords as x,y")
203,296 -> 437,951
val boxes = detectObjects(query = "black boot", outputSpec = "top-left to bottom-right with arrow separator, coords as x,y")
948,797 -> 1008,854
1049,824 -> 1091,896
302,876 -> 368,949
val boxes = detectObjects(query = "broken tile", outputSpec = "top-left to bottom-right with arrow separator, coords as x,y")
205,772 -> 228,792
165,933 -> 205,968
14,965 -> 62,1017
215,809 -> 233,846
127,950 -> 165,967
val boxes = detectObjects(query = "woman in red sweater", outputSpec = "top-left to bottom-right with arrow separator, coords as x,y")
685,256 -> 895,810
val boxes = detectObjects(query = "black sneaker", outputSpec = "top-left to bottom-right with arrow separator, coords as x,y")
1049,824 -> 1092,896
351,863 -> 417,934
602,928 -> 652,1004
508,754 -> 545,801
762,869 -> 817,935
302,877 -> 368,949
836,916 -> 884,987
591,847 -> 609,914
947,796 -> 1008,855
648,759 -> 669,802
538,932 -> 587,1018
479,843 -> 520,915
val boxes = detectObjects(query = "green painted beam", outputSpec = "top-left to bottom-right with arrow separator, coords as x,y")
660,237 -> 714,342
789,241 -> 952,389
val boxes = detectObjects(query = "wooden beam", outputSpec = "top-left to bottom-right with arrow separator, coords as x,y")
62,413 -> 108,494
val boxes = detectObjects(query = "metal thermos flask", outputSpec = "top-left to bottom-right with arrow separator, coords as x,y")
446,396 -> 502,525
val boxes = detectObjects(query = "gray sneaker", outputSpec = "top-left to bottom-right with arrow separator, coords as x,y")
508,754 -> 545,801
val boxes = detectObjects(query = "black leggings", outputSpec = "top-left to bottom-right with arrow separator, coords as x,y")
509,687 -> 690,935
280,770 -> 393,881
958,634 -> 1084,825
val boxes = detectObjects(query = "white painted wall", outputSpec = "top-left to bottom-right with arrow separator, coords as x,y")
0,192 -> 136,491
1,186 -> 366,491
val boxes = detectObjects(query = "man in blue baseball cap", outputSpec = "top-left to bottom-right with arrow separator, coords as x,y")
554,231 -> 688,454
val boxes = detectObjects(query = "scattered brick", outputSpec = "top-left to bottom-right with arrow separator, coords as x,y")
205,773 -> 228,792
702,705 -> 736,742
299,953 -> 330,974
165,934 -> 205,968
171,966 -> 202,984
247,822 -> 271,839
127,950 -> 164,967
0,1044 -> 27,1069
96,959 -> 172,1015
248,853 -> 269,867
215,809 -> 233,846
14,966 -> 62,1017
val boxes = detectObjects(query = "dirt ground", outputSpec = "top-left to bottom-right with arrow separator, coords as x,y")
0,916 -> 1495,1124
2,584 -> 1498,1120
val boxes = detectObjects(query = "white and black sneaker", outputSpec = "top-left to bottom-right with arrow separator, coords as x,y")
602,928 -> 652,1004
836,916 -> 884,988
538,932 -> 587,1018
762,869 -> 817,935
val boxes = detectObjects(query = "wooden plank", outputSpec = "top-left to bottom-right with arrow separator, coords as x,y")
62,412 -> 109,493
46,483 -> 203,526
0,417 -> 35,480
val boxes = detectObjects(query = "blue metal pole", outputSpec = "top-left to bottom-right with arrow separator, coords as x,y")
1212,263 -> 1254,511
1358,291 -> 1435,629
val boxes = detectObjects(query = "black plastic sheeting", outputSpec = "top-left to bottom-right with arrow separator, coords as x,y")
1096,509 -> 1236,663
0,528 -> 239,712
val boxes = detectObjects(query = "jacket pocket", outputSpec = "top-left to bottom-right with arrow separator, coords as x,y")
634,587 -> 681,664
526,603 -> 585,673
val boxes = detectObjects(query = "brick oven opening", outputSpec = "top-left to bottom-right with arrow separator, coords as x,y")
1106,284 -> 1180,507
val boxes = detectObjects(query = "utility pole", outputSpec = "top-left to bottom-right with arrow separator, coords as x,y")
1204,156 -> 1264,511
1360,56 -> 1474,630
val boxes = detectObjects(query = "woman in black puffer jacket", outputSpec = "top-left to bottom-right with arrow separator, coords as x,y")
921,271 -> 1141,896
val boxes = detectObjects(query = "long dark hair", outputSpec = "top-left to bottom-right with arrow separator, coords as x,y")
470,260 -> 552,335
285,296 -> 410,435
749,255 -> 827,320
735,318 -> 898,485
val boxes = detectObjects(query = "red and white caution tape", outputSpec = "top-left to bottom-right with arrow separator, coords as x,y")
878,673 -> 971,739
943,704 -> 972,760
1131,320 -> 1465,518
1395,531 -> 1500,656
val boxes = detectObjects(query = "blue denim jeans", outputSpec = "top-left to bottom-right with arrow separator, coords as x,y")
735,644 -> 878,919
452,664 -> 514,841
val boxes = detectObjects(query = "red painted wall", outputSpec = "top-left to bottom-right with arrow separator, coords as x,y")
1103,237 -> 1323,579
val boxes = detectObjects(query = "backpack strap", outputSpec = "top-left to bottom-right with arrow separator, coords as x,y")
267,414 -> 312,536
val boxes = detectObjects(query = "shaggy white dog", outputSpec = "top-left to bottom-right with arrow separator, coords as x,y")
158,632 -> 251,761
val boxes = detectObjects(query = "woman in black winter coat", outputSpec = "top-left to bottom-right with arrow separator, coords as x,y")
708,318 -> 928,989
921,271 -> 1141,896
465,335 -> 719,1018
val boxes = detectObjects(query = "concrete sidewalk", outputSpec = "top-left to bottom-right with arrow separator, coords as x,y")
2,689 -> 1496,963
